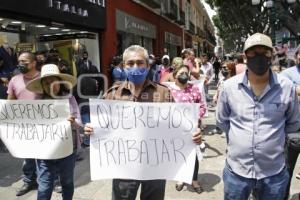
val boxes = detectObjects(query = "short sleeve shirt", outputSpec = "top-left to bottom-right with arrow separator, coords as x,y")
7,73 -> 40,99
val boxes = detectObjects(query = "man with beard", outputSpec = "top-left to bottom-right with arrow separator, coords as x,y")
217,33 -> 300,200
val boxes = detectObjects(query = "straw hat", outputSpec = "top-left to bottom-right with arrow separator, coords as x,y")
26,64 -> 77,93
243,33 -> 273,52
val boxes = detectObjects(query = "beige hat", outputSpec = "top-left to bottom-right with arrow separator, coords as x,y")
243,33 -> 273,52
26,64 -> 77,93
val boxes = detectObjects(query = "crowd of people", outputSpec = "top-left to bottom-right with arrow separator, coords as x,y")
0,32 -> 300,200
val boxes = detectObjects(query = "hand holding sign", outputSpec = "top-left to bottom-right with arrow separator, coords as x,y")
84,123 -> 94,135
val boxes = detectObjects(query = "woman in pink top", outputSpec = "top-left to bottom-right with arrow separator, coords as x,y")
170,65 -> 206,194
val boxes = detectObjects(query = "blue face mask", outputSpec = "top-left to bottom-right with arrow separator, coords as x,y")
126,67 -> 149,84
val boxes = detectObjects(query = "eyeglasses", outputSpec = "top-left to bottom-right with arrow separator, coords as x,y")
125,60 -> 146,67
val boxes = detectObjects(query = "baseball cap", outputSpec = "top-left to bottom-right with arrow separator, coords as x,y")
243,33 -> 273,52
162,55 -> 170,60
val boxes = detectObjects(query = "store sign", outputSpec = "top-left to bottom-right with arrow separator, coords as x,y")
38,33 -> 96,42
165,32 -> 182,46
116,10 -> 156,39
0,0 -> 106,29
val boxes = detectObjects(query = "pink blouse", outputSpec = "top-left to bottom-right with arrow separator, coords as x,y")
170,83 -> 206,119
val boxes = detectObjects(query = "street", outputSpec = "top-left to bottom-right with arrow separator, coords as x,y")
1,86 -> 300,200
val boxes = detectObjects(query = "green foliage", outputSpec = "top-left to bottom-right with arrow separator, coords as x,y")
206,0 -> 300,52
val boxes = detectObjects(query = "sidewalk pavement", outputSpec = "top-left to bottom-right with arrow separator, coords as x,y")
1,82 -> 300,200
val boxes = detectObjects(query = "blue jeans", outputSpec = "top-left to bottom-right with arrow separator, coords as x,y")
22,159 -> 37,184
81,113 -> 90,146
36,153 -> 75,200
223,166 -> 289,200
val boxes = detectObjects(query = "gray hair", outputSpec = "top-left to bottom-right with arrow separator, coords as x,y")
123,45 -> 149,63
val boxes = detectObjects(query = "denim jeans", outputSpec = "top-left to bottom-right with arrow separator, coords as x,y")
36,153 -> 75,200
22,158 -> 37,184
223,166 -> 289,200
81,113 -> 90,146
112,179 -> 166,200
284,144 -> 299,200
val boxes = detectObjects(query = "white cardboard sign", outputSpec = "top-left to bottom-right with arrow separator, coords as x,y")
89,99 -> 199,183
0,99 -> 73,159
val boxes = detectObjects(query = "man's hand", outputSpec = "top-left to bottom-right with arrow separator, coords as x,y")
68,116 -> 75,124
0,77 -> 8,86
84,123 -> 94,135
192,128 -> 202,145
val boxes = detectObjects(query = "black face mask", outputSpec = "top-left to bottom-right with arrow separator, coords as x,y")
221,69 -> 229,77
177,73 -> 189,84
247,54 -> 271,76
17,64 -> 29,74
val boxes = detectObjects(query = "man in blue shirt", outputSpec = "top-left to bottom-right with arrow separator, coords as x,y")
217,33 -> 300,200
281,46 -> 300,200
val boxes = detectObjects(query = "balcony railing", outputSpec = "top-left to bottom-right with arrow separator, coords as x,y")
163,0 -> 178,20
188,21 -> 195,34
139,0 -> 161,8
176,10 -> 185,25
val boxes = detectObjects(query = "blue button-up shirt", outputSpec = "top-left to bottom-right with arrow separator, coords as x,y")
216,70 -> 300,179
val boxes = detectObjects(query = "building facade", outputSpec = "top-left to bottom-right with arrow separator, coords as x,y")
102,0 -> 216,78
0,0 -> 216,83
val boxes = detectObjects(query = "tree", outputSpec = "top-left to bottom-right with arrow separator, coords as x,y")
206,0 -> 300,52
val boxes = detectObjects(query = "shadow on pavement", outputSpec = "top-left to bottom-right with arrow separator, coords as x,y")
198,173 -> 221,192
290,193 -> 300,200
74,148 -> 92,188
185,173 -> 221,193
204,142 -> 223,159
0,152 -> 23,187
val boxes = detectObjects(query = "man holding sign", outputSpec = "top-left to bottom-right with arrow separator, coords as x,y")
85,45 -> 202,200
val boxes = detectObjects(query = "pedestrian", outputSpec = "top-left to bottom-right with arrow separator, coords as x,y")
234,53 -> 247,75
84,45 -> 202,200
170,65 -> 206,194
147,54 -> 158,82
111,55 -> 126,83
181,48 -> 201,79
153,55 -> 173,83
26,63 -> 81,200
7,52 -> 41,196
217,33 -> 300,200
35,51 -> 47,71
280,46 -> 300,200
200,54 -> 214,101
211,61 -> 236,135
212,56 -> 221,81
161,57 -> 183,82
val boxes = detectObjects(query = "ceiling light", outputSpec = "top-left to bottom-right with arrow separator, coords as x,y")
50,27 -> 59,30
0,18 -> 3,21
21,24 -> 26,31
43,34 -> 51,37
62,29 -> 70,32
80,31 -> 88,33
36,25 -> 46,28
11,21 -> 22,24
55,33 -> 62,35
1,22 -> 9,29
